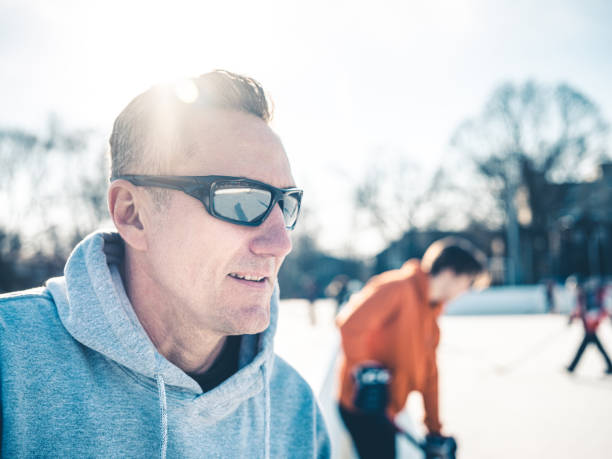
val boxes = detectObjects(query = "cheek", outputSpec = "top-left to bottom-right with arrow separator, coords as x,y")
153,201 -> 254,276
181,224 -> 249,276
455,281 -> 471,297
149,220 -> 204,278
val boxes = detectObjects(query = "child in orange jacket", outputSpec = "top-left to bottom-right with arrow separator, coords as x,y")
336,237 -> 486,459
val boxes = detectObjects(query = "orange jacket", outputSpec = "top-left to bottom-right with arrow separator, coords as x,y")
335,260 -> 444,434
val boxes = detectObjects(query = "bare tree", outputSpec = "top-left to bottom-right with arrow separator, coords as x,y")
354,151 -> 443,252
451,81 -> 609,283
0,115 -> 107,256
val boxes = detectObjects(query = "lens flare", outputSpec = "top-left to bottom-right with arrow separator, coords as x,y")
174,79 -> 199,103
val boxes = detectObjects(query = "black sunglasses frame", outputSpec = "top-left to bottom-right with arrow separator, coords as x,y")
113,175 -> 303,230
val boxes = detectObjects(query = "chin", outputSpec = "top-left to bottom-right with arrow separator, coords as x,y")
232,304 -> 270,335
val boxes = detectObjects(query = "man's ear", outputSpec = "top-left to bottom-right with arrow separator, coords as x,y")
108,180 -> 148,251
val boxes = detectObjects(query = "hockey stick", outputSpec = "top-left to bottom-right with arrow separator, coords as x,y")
393,422 -> 426,450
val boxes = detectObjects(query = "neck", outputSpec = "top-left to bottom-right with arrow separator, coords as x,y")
428,273 -> 443,304
122,249 -> 226,374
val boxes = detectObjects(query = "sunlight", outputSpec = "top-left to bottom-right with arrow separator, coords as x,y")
37,0 -> 275,128
174,78 -> 199,104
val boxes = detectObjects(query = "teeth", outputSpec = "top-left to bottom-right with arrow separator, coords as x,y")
230,273 -> 265,282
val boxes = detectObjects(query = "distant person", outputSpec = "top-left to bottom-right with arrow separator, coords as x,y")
0,71 -> 329,457
335,238 -> 486,459
326,274 -> 350,313
545,279 -> 556,313
303,275 -> 319,325
567,278 -> 612,374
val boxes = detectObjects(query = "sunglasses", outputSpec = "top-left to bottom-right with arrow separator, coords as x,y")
114,175 -> 303,229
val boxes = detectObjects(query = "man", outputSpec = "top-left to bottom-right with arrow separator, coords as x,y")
336,238 -> 486,458
0,71 -> 330,458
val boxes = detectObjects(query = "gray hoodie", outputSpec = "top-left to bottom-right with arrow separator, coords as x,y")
0,232 -> 330,458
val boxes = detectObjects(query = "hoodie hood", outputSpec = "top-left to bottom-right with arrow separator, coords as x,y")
46,231 -> 278,412
2,231 -> 331,458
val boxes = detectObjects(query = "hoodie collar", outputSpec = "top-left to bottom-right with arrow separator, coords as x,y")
46,231 -> 278,401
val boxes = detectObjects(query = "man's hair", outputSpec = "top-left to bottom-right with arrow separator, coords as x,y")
421,237 -> 486,277
109,70 -> 273,181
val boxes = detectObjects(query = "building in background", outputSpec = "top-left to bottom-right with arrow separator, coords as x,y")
374,162 -> 612,285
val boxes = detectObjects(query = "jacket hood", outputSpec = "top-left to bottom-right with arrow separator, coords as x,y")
46,231 -> 278,411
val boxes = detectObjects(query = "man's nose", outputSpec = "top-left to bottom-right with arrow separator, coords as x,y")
249,204 -> 292,258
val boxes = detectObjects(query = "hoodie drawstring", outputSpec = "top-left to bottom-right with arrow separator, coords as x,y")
262,365 -> 270,459
156,372 -> 168,459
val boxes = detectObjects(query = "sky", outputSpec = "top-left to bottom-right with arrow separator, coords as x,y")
1,0 -> 611,256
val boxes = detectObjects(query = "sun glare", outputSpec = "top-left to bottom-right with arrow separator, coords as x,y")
174,79 -> 199,104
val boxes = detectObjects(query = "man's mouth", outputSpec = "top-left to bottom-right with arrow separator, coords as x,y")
228,273 -> 267,283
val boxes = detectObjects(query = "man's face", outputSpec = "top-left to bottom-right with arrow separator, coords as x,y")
437,270 -> 474,304
141,110 -> 294,337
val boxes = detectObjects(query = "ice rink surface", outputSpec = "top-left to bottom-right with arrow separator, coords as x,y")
275,292 -> 612,459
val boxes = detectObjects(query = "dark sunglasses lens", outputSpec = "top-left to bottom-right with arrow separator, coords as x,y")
281,193 -> 301,228
213,187 -> 272,223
